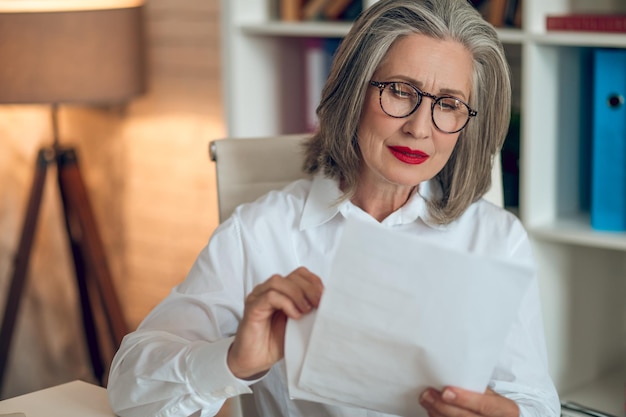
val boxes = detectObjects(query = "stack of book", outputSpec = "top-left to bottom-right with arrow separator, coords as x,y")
470,0 -> 522,28
546,14 -> 626,33
277,0 -> 523,27
277,0 -> 363,22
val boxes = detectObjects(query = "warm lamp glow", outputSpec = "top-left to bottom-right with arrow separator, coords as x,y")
0,0 -> 143,12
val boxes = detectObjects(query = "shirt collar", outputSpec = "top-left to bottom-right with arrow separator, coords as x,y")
369,180 -> 446,229
299,174 -> 346,231
299,174 -> 446,230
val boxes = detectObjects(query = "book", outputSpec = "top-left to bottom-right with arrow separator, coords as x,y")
337,0 -> 363,21
471,0 -> 508,27
302,0 -> 329,20
324,0 -> 354,20
513,0 -> 522,28
590,48 -> 626,231
546,14 -> 626,33
304,39 -> 326,132
501,110 -> 520,208
487,0 -> 507,27
279,0 -> 303,21
269,0 -> 280,20
324,0 -> 362,20
503,0 -> 521,27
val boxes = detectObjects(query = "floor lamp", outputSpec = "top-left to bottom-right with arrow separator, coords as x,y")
0,1 -> 145,393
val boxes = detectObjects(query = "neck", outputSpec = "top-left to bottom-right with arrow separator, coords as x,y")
351,185 -> 416,222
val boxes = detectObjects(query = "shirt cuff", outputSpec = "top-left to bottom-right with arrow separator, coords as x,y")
186,336 -> 258,402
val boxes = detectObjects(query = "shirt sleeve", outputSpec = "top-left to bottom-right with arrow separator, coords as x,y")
107,215 -> 258,417
489,222 -> 561,417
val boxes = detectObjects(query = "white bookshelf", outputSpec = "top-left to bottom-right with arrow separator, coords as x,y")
221,0 -> 626,413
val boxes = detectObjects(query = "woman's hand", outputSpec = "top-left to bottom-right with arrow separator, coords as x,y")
227,267 -> 324,380
419,386 -> 519,417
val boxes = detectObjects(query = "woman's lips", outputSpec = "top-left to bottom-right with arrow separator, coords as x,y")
388,146 -> 430,165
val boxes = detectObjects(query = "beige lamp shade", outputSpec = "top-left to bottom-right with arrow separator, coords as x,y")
0,0 -> 146,104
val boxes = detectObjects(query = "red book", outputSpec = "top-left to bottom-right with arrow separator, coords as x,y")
546,14 -> 626,33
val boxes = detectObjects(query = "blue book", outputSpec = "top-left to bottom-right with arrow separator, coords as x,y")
591,48 -> 626,231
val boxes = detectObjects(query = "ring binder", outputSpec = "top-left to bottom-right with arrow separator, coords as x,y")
590,48 -> 626,231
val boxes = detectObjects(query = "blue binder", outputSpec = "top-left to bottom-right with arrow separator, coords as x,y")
591,48 -> 626,231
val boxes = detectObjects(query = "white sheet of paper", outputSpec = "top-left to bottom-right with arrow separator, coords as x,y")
285,217 -> 533,416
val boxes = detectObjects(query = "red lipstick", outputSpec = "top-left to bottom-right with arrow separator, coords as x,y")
388,146 -> 429,165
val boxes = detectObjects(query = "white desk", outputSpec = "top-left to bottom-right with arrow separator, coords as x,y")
560,367 -> 625,416
0,380 -> 114,417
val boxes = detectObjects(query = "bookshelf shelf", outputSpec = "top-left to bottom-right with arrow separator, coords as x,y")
494,27 -> 526,44
221,0 -> 626,414
531,32 -> 626,48
241,22 -> 527,43
241,21 -> 352,37
530,215 -> 626,251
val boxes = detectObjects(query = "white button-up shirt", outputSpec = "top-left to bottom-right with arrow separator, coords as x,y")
108,174 -> 560,417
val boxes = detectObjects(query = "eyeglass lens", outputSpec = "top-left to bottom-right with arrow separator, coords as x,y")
378,82 -> 471,133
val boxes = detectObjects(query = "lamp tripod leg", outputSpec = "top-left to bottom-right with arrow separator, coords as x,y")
56,147 -> 128,386
0,149 -> 53,396
0,144 -> 128,395
56,150 -> 105,384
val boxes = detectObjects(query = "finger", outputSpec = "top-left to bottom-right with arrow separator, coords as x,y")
267,274 -> 316,314
285,267 -> 324,307
246,280 -> 307,319
419,391 -> 446,417
263,267 -> 324,311
438,386 -> 519,417
248,270 -> 323,318
420,388 -> 479,417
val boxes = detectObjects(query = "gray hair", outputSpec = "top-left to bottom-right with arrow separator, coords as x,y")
303,0 -> 511,224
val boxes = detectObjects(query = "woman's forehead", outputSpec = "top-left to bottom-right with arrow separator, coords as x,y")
375,34 -> 473,98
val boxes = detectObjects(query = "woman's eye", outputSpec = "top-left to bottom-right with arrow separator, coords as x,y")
389,83 -> 414,98
438,98 -> 459,111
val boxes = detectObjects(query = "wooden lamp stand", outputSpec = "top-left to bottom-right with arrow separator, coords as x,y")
0,106 -> 128,393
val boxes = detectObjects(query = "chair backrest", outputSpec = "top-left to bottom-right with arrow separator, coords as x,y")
209,134 -> 503,223
209,134 -> 312,222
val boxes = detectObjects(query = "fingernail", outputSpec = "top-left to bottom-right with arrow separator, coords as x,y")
442,389 -> 456,401
420,390 -> 434,404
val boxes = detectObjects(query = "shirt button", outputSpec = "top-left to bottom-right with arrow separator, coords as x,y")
224,386 -> 236,396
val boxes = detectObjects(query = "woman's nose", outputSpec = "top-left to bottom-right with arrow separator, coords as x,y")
401,102 -> 432,139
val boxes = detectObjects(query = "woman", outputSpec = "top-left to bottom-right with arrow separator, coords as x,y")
108,0 -> 560,416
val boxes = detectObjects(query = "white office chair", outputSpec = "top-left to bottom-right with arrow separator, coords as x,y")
208,134 -> 504,417
209,134 -> 309,417
209,134 -> 313,222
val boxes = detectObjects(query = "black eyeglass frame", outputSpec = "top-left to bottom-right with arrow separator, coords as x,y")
369,80 -> 478,134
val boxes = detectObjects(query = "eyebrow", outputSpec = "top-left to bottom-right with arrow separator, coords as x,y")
391,76 -> 469,101
437,87 -> 468,100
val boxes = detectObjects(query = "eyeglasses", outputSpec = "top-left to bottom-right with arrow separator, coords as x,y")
369,80 -> 477,134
